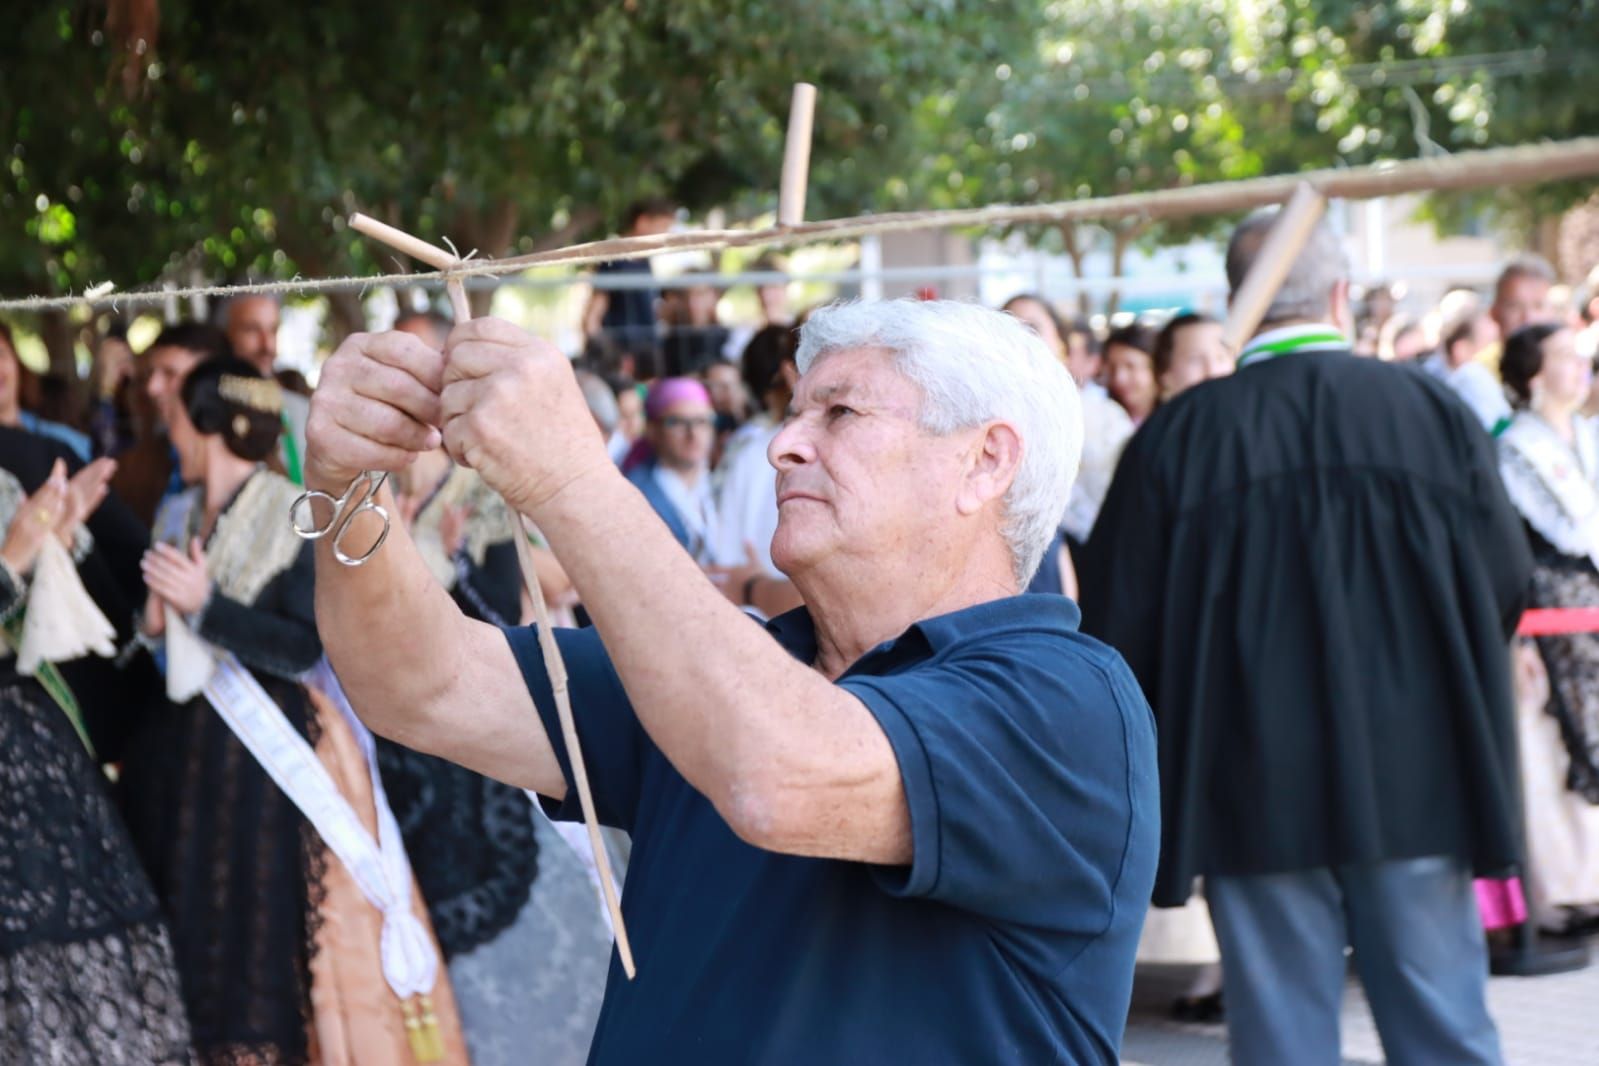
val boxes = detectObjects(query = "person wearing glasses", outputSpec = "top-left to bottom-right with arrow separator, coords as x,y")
625,377 -> 720,563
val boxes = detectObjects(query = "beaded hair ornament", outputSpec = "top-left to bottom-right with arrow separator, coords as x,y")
217,374 -> 283,439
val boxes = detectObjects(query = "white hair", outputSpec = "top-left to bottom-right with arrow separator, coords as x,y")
795,299 -> 1083,585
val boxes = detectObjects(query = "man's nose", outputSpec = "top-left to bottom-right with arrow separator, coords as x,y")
769,418 -> 814,471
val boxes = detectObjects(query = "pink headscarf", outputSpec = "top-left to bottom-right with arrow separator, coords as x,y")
644,377 -> 712,420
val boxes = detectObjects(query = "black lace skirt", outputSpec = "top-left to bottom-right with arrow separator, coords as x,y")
0,682 -> 194,1064
1530,555 -> 1599,803
118,676 -> 315,1066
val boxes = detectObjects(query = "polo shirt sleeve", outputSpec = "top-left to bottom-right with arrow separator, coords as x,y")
502,624 -> 650,833
842,639 -> 1150,936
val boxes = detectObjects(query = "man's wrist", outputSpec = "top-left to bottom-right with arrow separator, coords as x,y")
517,458 -> 622,525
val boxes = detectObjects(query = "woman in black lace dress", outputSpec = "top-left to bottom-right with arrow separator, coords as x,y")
118,359 -> 471,1064
0,427 -> 194,1064
115,359 -> 325,1064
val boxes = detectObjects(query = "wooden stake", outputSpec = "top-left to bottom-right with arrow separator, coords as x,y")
1219,183 -> 1328,356
349,213 -> 637,979
778,83 -> 817,227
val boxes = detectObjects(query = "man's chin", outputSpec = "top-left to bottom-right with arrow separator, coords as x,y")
770,530 -> 827,579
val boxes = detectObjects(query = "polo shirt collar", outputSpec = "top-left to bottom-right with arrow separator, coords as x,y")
766,595 -> 1082,670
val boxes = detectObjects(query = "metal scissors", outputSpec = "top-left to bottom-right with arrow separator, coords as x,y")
290,470 -> 391,566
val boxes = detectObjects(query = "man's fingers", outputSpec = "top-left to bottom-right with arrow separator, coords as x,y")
346,330 -> 448,395
331,395 -> 442,455
444,331 -> 563,385
438,377 -> 487,427
315,425 -> 428,476
349,359 -> 444,428
446,315 -> 532,351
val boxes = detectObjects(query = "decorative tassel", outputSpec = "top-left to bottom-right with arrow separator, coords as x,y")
401,994 -> 444,1063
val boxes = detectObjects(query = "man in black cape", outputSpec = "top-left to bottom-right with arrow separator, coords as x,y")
1080,208 -> 1530,1066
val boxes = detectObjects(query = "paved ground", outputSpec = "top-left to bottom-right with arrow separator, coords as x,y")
1122,945 -> 1599,1065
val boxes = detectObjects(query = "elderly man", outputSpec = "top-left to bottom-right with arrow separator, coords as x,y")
305,299 -> 1157,1064
221,294 -> 309,483
1082,211 -> 1530,1066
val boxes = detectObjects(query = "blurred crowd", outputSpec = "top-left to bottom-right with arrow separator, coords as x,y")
4,188 -> 1599,1065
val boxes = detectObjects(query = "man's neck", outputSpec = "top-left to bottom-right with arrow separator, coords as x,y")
0,404 -> 18,428
798,546 -> 1017,680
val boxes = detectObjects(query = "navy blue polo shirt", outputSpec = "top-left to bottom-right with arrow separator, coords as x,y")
504,595 -> 1158,1065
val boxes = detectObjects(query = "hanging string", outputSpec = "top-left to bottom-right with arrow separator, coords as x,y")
3,135 -> 1597,315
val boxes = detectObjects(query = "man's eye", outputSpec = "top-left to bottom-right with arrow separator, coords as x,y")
828,404 -> 855,420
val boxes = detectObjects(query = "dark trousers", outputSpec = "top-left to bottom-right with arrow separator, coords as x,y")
1208,855 -> 1502,1066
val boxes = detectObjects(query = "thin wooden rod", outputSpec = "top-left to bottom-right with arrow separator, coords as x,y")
779,83 -> 817,227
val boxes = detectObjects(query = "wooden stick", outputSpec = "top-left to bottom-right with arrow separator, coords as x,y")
779,83 -> 817,227
508,520 -> 635,978
495,228 -> 748,269
350,215 -> 637,979
349,214 -> 459,272
1219,183 -> 1328,355
473,136 -> 1599,273
10,136 -> 1599,316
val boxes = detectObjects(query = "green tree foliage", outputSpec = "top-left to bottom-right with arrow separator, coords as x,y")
3,0 -> 1594,336
908,0 -> 1598,309
0,0 -> 1038,316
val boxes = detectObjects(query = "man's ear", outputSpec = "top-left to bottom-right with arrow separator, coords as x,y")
1330,279 -> 1354,339
956,422 -> 1023,517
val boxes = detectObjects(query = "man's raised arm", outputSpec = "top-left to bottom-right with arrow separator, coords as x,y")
305,330 -> 566,798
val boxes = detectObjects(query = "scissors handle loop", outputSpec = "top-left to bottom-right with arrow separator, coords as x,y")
290,470 -> 391,567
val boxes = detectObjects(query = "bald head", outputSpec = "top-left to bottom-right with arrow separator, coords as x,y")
223,295 -> 281,374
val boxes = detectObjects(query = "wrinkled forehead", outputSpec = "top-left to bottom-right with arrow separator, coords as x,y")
793,345 -> 921,409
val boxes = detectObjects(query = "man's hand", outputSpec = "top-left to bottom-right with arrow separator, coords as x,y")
439,318 -> 615,517
305,331 -> 446,489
